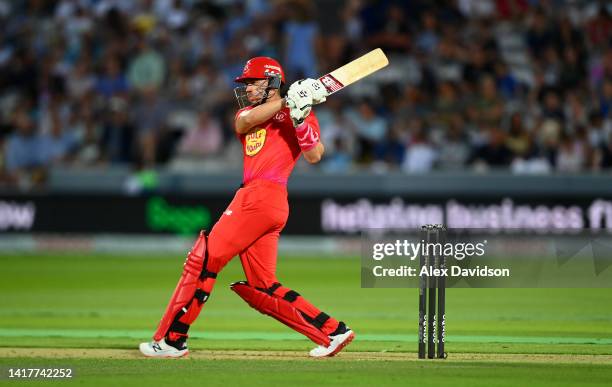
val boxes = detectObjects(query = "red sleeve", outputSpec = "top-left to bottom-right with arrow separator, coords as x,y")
234,106 -> 254,139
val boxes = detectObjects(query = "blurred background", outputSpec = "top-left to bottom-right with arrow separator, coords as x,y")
0,0 -> 611,250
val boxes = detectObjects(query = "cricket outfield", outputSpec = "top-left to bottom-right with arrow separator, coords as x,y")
1,253 -> 611,386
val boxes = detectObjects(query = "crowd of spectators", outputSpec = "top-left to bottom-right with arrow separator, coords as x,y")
0,0 -> 611,189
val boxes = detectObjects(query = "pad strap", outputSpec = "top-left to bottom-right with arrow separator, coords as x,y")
283,290 -> 300,302
194,289 -> 210,303
169,319 -> 190,335
259,282 -> 282,296
303,312 -> 330,329
260,283 -> 300,302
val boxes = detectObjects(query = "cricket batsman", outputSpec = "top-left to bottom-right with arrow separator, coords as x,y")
139,57 -> 354,358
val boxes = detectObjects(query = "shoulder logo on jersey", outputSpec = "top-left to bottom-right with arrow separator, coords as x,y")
245,128 -> 266,156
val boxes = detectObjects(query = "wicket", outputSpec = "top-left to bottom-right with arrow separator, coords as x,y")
418,224 -> 447,359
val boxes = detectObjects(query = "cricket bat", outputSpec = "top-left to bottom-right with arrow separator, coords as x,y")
317,48 -> 389,96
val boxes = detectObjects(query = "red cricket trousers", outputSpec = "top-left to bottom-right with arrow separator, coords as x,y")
204,179 -> 339,335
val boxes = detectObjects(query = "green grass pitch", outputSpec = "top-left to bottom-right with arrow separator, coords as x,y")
0,252 -> 611,386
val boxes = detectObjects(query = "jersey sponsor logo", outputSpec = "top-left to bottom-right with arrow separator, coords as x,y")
274,111 -> 287,122
245,128 -> 267,156
319,74 -> 344,93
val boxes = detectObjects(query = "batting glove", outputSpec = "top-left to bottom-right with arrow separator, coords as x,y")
286,82 -> 313,126
286,97 -> 312,126
299,78 -> 327,104
287,82 -> 313,110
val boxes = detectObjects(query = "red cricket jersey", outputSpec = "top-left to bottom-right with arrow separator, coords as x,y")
235,106 -> 321,185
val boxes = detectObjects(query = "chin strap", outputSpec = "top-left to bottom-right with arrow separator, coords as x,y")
257,74 -> 282,106
258,89 -> 272,106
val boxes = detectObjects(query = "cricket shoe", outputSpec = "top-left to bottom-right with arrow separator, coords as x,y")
139,338 -> 188,358
309,322 -> 355,358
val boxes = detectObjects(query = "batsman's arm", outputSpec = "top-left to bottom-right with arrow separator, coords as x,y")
295,114 -> 324,164
235,98 -> 287,134
303,142 -> 324,164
